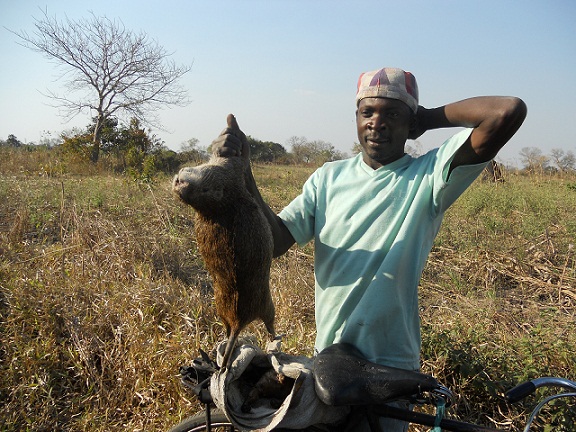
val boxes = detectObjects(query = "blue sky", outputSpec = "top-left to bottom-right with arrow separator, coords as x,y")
1,0 -> 575,167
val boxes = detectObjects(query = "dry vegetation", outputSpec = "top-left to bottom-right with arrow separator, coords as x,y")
0,148 -> 575,431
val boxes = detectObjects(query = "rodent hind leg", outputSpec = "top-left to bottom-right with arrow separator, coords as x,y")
263,318 -> 276,341
220,329 -> 239,372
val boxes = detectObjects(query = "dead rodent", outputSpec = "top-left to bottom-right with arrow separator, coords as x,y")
172,151 -> 275,371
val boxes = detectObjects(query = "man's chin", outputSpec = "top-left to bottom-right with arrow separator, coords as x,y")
365,150 -> 405,166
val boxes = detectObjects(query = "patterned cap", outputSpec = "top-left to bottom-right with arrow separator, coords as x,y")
356,67 -> 419,112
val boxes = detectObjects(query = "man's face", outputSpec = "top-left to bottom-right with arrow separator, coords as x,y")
356,97 -> 413,169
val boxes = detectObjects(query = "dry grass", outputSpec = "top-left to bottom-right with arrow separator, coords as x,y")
416,175 -> 576,430
0,150 -> 575,431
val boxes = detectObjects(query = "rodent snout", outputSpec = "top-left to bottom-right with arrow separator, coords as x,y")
173,167 -> 196,188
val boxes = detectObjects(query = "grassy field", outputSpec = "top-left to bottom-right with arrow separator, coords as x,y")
0,149 -> 575,431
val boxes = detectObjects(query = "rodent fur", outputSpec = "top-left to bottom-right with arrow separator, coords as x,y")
173,155 -> 275,370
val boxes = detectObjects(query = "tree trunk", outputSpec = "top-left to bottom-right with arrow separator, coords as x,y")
91,115 -> 103,163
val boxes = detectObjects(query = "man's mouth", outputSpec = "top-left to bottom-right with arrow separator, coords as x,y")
366,136 -> 390,145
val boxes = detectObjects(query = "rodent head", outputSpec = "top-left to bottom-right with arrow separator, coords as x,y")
172,159 -> 244,213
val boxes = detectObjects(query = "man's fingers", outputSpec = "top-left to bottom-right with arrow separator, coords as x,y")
218,114 -> 241,137
215,146 -> 238,157
226,113 -> 247,144
218,113 -> 249,161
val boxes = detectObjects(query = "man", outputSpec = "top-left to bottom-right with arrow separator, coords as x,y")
212,67 -> 526,430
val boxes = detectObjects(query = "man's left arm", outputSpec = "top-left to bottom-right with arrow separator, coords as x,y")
412,96 -> 527,170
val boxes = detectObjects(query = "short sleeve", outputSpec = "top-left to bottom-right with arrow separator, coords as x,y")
431,128 -> 489,214
278,169 -> 320,246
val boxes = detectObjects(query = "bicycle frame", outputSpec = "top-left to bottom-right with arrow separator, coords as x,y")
365,377 -> 576,432
374,405 -> 502,432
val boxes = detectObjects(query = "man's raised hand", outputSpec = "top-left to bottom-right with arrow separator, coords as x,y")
212,114 -> 249,161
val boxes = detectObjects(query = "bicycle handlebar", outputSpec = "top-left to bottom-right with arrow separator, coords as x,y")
505,377 -> 576,403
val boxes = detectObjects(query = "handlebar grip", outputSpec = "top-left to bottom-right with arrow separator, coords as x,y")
505,381 -> 536,403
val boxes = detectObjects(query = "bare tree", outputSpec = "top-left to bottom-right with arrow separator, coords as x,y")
11,9 -> 191,162
550,148 -> 576,173
519,147 -> 549,174
287,136 -> 310,163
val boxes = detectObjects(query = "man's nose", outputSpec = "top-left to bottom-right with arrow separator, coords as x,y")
369,115 -> 387,130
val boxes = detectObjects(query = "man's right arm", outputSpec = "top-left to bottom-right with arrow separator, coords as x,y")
212,114 -> 296,257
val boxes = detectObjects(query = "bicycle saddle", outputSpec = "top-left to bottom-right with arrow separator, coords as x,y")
313,343 -> 439,406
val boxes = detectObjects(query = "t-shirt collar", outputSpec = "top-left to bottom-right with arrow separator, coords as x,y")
358,152 -> 412,175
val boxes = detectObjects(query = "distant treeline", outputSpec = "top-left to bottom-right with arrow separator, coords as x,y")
1,117 -> 352,180
2,119 -> 575,176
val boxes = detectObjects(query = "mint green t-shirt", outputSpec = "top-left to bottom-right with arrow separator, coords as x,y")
279,129 -> 487,370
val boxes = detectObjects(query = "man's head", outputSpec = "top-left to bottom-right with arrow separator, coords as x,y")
355,68 -> 419,169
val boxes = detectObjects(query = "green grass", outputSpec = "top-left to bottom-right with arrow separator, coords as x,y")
1,150 -> 575,431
